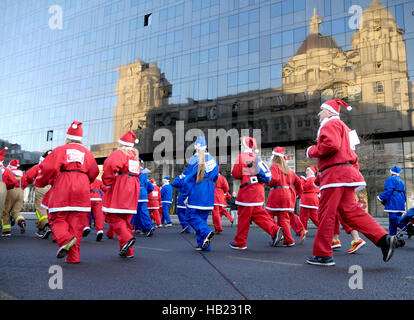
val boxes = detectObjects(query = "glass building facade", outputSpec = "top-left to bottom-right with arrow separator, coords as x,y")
1,0 -> 414,216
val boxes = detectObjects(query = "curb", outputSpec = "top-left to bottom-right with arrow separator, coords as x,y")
21,212 -> 390,230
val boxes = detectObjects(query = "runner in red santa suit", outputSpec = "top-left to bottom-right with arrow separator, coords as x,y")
299,166 -> 319,234
26,150 -> 53,239
0,148 -> 19,236
230,137 -> 283,250
102,131 -> 140,258
305,99 -> 397,266
86,177 -> 106,242
212,169 -> 234,235
35,121 -> 99,264
3,159 -> 28,235
148,179 -> 162,228
265,147 -> 305,246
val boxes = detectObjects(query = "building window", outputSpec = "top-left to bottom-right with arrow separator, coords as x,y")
144,13 -> 152,26
374,81 -> 384,93
394,81 -> 400,93
377,103 -> 386,113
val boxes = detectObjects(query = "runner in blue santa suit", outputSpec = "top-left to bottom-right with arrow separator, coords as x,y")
161,177 -> 173,226
181,136 -> 219,251
378,166 -> 406,236
172,174 -> 191,233
131,159 -> 155,236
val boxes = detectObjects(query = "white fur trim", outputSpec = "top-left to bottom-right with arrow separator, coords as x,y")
299,204 -> 319,209
306,146 -> 312,159
177,205 -> 187,209
319,181 -> 366,191
390,169 -> 400,176
90,198 -> 102,201
102,207 -> 137,214
272,152 -> 284,158
66,134 -> 82,141
214,203 -> 227,207
118,139 -> 134,147
265,206 -> 295,211
320,103 -> 339,115
48,206 -> 91,213
235,200 -> 264,207
187,204 -> 214,210
72,124 -> 78,129
138,199 -> 149,203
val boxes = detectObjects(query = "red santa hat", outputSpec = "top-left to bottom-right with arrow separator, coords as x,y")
272,146 -> 287,161
306,166 -> 318,176
241,137 -> 259,153
118,131 -> 139,147
8,159 -> 20,169
150,178 -> 156,184
66,121 -> 83,141
0,147 -> 8,163
320,99 -> 352,115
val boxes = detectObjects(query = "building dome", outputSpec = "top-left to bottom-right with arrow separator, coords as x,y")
296,8 -> 340,56
296,33 -> 340,55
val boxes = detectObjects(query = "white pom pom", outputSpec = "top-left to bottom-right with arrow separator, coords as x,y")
254,149 -> 259,154
347,106 -> 352,111
135,139 -> 139,144
4,147 -> 8,150
72,124 -> 78,129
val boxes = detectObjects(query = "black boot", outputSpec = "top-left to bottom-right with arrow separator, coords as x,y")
377,235 -> 397,262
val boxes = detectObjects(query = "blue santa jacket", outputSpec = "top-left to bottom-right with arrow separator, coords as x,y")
138,172 -> 154,202
161,183 -> 173,204
378,175 -> 406,213
172,175 -> 186,209
181,153 -> 219,211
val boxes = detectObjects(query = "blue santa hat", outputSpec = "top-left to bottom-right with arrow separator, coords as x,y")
390,166 -> 401,176
194,136 -> 207,151
162,177 -> 170,182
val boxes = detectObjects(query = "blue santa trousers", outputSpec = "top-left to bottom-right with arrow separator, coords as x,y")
176,207 -> 191,232
161,202 -> 172,224
187,208 -> 212,250
131,202 -> 154,232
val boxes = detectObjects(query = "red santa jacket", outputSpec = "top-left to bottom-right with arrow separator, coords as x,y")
306,116 -> 365,191
34,143 -> 99,213
265,164 -> 295,212
90,179 -> 105,202
214,174 -> 230,207
148,184 -> 161,209
232,152 -> 265,206
0,166 -> 18,190
299,176 -> 319,209
26,164 -> 40,185
102,149 -> 140,214
9,169 -> 28,189
287,170 -> 303,206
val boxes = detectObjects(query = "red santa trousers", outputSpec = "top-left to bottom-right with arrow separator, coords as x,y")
234,206 -> 279,248
289,212 -> 305,234
300,207 -> 319,231
313,187 -> 387,257
271,211 -> 295,245
90,201 -> 105,232
51,211 -> 88,263
105,213 -> 135,256
334,214 -> 352,235
149,209 -> 162,226
212,206 -> 233,233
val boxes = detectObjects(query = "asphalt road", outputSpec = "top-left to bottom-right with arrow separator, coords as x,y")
1,220 -> 413,301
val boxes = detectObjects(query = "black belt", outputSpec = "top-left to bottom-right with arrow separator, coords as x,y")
117,172 -> 139,178
203,178 -> 215,183
240,176 -> 259,189
270,186 -> 289,190
61,169 -> 86,174
319,163 -> 353,174
393,191 -> 404,194
91,190 -> 100,193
